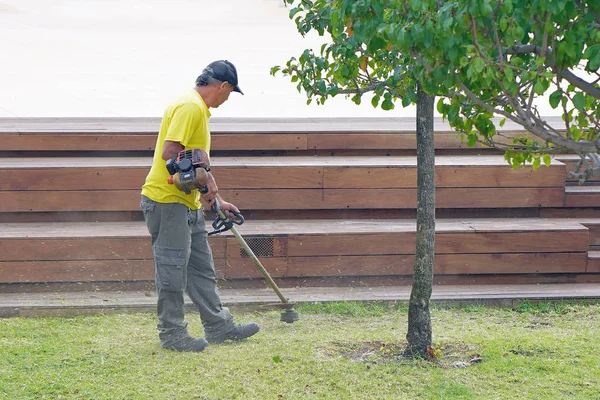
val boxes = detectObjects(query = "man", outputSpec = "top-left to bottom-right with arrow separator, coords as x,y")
140,60 -> 260,352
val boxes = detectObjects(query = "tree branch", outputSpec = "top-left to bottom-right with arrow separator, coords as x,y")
505,44 -> 600,99
455,76 -> 520,122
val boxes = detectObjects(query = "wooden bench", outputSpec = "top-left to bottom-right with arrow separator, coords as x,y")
1,116 -> 596,290
0,156 -> 567,214
0,219 -> 594,286
0,117 -> 547,153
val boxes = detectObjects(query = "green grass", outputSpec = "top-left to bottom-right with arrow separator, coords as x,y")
1,301 -> 599,399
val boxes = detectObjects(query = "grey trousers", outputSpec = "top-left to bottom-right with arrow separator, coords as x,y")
140,195 -> 234,345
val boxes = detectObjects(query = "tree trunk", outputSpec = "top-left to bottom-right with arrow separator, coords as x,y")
405,86 -> 436,358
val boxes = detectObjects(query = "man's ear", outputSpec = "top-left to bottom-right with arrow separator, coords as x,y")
220,81 -> 229,91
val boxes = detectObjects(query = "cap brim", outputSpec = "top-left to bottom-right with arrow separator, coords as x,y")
233,85 -> 244,95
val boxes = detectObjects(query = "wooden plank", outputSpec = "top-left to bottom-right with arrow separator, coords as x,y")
0,221 -> 149,238
0,187 -> 564,212
306,131 -> 544,150
213,167 -> 323,189
0,238 -> 152,261
0,164 -> 564,191
0,236 -> 227,261
286,230 -> 589,256
435,252 -> 588,274
587,225 -> 600,247
287,233 -> 416,256
0,190 -> 141,212
323,165 -> 564,188
0,155 -> 564,168
308,133 -> 420,150
564,187 -> 600,207
285,255 -> 414,277
0,130 -> 543,152
0,168 -> 148,191
0,260 -> 154,283
283,252 -> 587,278
320,188 -> 564,209
0,219 -> 582,239
0,134 -> 156,151
0,116 -> 566,134
212,133 -> 307,151
587,251 -> 600,273
225,258 -> 287,279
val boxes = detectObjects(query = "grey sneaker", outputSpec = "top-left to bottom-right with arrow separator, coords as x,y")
207,323 -> 260,344
163,337 -> 208,352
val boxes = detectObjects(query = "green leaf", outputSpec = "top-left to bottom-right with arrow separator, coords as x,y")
270,66 -> 281,76
402,96 -> 411,107
535,57 -> 546,68
367,37 -> 387,53
479,1 -> 493,17
371,95 -> 380,108
533,80 -> 547,95
272,356 -> 283,363
499,17 -> 508,32
549,90 -> 562,109
532,157 -> 541,170
473,57 -> 485,73
467,133 -> 478,147
499,118 -> 506,127
572,93 -> 585,112
316,80 -> 327,94
436,99 -> 447,114
381,99 -> 394,111
504,67 -> 514,82
543,154 -> 552,167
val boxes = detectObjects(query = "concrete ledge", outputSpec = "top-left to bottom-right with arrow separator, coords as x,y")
1,283 -> 599,318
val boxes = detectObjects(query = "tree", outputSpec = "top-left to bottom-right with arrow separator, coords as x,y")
273,0 -> 600,182
272,0 -> 437,357
406,87 -> 436,357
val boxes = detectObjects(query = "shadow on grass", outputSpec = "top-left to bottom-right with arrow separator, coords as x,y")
319,340 -> 482,369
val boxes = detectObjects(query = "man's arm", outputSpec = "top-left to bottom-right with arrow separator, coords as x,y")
163,140 -> 219,200
162,140 -> 184,161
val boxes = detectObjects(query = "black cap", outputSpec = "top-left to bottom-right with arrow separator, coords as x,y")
199,60 -> 243,95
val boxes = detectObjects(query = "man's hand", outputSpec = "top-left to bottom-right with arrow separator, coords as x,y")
217,200 -> 240,218
201,172 -> 219,204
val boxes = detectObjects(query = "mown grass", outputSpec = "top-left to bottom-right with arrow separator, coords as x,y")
1,301 -> 599,399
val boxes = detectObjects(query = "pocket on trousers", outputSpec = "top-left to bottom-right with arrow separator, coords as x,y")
140,197 -> 156,216
154,246 -> 186,291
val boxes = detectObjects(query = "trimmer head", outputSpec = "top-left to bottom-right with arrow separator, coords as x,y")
261,303 -> 300,323
280,308 -> 300,324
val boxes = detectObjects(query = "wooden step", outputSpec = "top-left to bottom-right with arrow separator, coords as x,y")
564,186 -> 600,207
0,156 -> 567,212
0,117 -> 539,152
588,251 -> 600,273
0,219 -> 590,285
578,220 -> 600,250
555,155 -> 600,183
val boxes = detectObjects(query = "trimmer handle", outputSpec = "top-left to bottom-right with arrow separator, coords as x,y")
200,186 -> 244,235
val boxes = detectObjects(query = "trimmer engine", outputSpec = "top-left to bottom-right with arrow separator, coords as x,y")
166,149 -> 211,194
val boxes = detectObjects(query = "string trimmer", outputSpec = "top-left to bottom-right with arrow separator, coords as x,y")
165,149 -> 299,323
207,199 -> 299,324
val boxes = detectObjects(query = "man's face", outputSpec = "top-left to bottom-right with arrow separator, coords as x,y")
214,82 -> 235,108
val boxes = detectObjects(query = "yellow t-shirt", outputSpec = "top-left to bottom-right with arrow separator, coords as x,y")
141,90 -> 211,210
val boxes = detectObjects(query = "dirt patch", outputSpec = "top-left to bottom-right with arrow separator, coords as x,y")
319,340 -> 482,369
